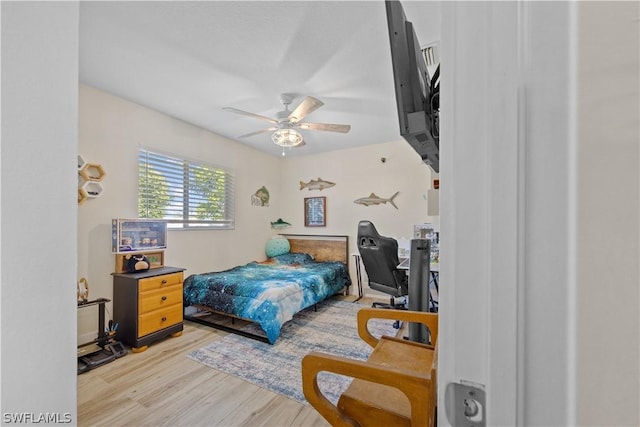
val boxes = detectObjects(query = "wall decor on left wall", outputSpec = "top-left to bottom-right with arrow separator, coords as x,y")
251,186 -> 270,207
77,154 -> 106,204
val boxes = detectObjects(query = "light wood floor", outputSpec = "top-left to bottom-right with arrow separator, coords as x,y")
77,296 -> 383,427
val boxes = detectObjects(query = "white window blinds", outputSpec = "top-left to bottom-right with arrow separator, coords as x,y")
138,148 -> 235,229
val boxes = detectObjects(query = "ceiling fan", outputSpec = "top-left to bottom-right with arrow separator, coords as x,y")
222,94 -> 351,154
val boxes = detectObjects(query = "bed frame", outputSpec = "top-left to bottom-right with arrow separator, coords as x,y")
283,234 -> 349,265
184,234 -> 350,343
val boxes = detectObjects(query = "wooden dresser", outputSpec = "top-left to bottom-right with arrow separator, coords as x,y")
112,266 -> 185,352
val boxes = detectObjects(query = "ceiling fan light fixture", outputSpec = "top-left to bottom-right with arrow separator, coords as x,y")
271,128 -> 303,148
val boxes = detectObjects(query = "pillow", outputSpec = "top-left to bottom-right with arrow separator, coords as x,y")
271,252 -> 314,265
125,254 -> 150,272
265,235 -> 290,258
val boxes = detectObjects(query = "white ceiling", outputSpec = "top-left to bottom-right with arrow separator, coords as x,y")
79,1 -> 440,157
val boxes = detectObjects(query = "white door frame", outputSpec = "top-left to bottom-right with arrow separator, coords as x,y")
439,2 -> 576,425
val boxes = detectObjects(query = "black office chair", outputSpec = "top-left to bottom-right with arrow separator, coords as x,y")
357,220 -> 408,310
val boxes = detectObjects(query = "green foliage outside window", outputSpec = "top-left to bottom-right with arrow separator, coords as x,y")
138,149 -> 235,229
138,164 -> 170,219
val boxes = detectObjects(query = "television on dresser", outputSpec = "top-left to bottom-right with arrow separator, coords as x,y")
385,0 -> 440,173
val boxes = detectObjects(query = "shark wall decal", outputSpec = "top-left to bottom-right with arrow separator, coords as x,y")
354,191 -> 400,209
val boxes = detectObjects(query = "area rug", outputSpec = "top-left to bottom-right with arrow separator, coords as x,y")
187,298 -> 398,405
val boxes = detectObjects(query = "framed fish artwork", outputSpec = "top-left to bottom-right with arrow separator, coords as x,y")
304,196 -> 326,227
251,186 -> 270,207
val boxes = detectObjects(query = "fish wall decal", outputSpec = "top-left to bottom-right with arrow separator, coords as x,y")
270,218 -> 292,229
354,191 -> 400,209
299,177 -> 335,191
251,186 -> 270,207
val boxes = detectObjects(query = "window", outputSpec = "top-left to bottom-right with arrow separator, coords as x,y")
138,148 -> 235,229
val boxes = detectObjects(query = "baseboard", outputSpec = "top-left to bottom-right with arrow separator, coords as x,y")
78,332 -> 98,347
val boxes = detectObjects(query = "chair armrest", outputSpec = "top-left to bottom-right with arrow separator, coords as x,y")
357,308 -> 438,348
301,351 -> 435,427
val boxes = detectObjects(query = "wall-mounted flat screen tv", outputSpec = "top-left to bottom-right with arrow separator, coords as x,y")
386,0 -> 440,173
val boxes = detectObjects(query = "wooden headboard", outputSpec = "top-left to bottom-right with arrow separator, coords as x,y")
280,234 -> 349,265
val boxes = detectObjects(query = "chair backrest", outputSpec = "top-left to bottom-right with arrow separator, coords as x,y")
357,220 -> 407,297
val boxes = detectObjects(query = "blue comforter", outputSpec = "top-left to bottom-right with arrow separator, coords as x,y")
183,253 -> 351,343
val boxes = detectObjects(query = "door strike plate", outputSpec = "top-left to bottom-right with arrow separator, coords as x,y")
444,380 -> 486,427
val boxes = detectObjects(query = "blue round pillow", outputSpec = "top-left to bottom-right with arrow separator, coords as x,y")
265,236 -> 290,258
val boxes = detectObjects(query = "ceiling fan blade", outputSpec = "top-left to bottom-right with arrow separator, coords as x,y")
299,122 -> 351,133
288,96 -> 324,122
222,107 -> 278,124
237,127 -> 277,138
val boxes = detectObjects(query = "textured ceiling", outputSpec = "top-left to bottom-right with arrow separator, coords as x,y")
79,1 -> 440,157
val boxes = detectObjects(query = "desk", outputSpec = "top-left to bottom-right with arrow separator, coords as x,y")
397,260 -> 439,312
351,253 -> 364,302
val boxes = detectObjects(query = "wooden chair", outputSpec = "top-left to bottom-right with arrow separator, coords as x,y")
302,308 -> 438,427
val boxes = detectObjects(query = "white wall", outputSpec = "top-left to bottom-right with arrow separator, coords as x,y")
78,84 -> 282,339
576,2 -> 639,425
4,3 -> 636,424
439,2 -> 523,424
521,3 -> 577,423
439,1 -> 639,425
1,2 -> 78,420
77,84 -> 435,339
279,140 -> 436,290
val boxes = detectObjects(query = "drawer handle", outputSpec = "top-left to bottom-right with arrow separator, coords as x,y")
161,316 -> 167,322
161,279 -> 168,285
161,296 -> 167,301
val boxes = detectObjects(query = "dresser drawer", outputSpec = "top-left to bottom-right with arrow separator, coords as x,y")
138,272 -> 183,292
138,303 -> 183,338
139,284 -> 183,315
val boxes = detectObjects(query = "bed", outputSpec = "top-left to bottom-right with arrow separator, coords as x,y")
183,234 -> 351,344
